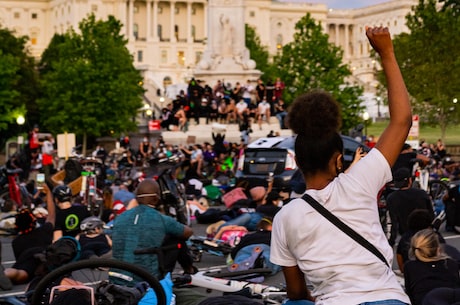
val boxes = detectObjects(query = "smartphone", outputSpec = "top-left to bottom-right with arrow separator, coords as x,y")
36,173 -> 45,190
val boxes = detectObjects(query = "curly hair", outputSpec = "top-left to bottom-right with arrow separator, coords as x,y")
287,90 -> 343,175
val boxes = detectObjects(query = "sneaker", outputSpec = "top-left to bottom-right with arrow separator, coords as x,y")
0,265 -> 12,291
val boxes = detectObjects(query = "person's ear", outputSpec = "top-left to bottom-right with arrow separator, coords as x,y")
336,153 -> 343,173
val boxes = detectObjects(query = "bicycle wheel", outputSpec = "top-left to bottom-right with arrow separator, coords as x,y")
429,180 -> 449,214
31,258 -> 166,305
429,180 -> 448,200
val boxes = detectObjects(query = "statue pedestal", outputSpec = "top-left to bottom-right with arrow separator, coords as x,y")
194,56 -> 261,85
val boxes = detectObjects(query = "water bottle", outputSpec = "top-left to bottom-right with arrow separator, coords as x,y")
89,176 -> 96,196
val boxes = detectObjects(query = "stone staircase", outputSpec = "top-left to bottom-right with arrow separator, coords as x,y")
160,117 -> 293,145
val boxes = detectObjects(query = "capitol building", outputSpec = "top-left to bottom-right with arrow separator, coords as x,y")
0,0 -> 418,117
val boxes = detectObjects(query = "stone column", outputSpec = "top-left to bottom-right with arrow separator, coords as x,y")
203,1 -> 208,39
335,24 -> 339,46
153,0 -> 159,41
128,0 -> 134,41
187,1 -> 192,43
344,24 -> 349,58
147,0 -> 152,41
170,1 -> 176,42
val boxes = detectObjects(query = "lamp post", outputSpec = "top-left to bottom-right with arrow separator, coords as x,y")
362,111 -> 370,141
16,115 -> 25,149
376,96 -> 382,118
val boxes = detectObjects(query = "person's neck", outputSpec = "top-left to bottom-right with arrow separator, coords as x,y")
305,172 -> 336,191
58,201 -> 72,209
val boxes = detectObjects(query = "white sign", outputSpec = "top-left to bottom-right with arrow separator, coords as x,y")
57,133 -> 76,159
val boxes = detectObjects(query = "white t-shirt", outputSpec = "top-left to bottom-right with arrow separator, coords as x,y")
236,101 -> 248,113
258,101 -> 270,115
242,85 -> 254,99
271,148 -> 410,305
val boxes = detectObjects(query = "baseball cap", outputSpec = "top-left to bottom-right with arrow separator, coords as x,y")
393,168 -> 411,188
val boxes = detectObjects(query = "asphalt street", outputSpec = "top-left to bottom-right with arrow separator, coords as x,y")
1,216 -> 460,301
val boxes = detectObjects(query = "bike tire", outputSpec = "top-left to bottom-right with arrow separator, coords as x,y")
429,180 -> 449,202
30,258 -> 166,305
0,188 -> 10,205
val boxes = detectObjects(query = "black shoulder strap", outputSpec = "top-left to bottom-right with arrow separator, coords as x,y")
302,193 -> 389,267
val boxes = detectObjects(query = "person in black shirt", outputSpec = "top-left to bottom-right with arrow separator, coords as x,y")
5,184 -> 55,284
386,167 -> 434,246
404,228 -> 460,305
392,143 -> 430,176
53,185 -> 90,241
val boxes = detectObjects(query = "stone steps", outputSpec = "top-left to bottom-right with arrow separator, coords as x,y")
160,117 -> 292,145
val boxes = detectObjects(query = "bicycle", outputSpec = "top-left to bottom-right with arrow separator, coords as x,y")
0,166 -> 24,208
147,156 -> 191,226
30,258 -> 166,305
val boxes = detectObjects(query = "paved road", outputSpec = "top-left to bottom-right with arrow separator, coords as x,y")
2,216 -> 460,301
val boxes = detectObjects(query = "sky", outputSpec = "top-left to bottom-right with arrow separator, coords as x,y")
292,0 -> 391,9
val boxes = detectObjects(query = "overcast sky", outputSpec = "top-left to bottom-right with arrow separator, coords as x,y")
292,0 -> 391,9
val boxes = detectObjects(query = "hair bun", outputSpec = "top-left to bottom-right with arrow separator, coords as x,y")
287,91 -> 341,137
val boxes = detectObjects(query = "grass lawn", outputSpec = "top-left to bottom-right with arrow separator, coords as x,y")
366,120 -> 460,145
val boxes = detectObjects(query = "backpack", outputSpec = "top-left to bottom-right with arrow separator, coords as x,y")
45,236 -> 81,270
229,244 -> 281,279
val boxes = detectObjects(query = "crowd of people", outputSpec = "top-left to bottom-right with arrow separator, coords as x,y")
2,26 -> 460,305
159,77 -> 288,132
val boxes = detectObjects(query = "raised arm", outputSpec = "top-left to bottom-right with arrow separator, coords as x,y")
367,27 -> 412,166
43,184 -> 56,227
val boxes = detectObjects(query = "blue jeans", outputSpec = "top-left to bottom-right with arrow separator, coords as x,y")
283,300 -> 314,305
359,300 -> 409,305
276,111 -> 287,129
218,212 -> 263,231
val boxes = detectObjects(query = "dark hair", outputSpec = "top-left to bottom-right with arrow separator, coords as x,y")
407,209 -> 434,231
287,91 -> 343,175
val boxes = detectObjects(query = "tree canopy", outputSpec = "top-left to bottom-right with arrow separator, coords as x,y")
272,13 -> 364,133
392,0 -> 460,141
245,24 -> 276,82
0,27 -> 39,146
38,14 -> 144,152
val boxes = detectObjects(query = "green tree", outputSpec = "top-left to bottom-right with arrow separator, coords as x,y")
393,0 -> 460,141
0,27 -> 39,146
38,15 -> 144,153
245,24 -> 276,81
273,13 -> 363,133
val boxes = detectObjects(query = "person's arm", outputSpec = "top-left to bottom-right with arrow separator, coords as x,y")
345,147 -> 367,173
396,253 -> 404,273
282,265 -> 315,301
53,230 -> 63,242
182,225 -> 193,239
42,184 -> 56,227
367,27 -> 412,166
105,234 -> 113,247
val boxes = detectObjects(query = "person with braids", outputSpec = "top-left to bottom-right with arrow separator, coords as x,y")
270,27 -> 412,305
404,229 -> 460,305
